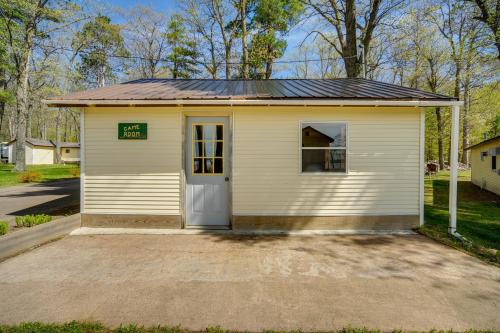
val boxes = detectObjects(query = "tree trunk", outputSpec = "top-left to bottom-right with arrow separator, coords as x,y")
98,64 -> 106,87
225,45 -> 231,79
449,62 -> 461,166
343,0 -> 360,78
265,61 -> 273,79
26,102 -> 32,138
0,102 -> 4,136
63,111 -> 68,142
13,36 -> 34,172
210,40 -> 218,79
240,0 -> 249,79
435,107 -> 445,171
461,78 -> 470,165
55,108 -> 62,164
0,68 -> 6,135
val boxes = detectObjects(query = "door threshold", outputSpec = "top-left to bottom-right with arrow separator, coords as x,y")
185,225 -> 231,230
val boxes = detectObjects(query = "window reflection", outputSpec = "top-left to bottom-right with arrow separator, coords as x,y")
302,123 -> 346,148
301,123 -> 347,173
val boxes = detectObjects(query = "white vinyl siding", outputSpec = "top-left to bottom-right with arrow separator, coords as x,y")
83,107 -> 181,215
61,147 -> 80,163
31,146 -> 54,164
232,106 -> 420,216
470,139 -> 500,195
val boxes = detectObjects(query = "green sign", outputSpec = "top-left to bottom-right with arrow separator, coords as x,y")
118,123 -> 147,140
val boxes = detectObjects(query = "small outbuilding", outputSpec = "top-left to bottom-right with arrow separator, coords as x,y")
7,138 -> 80,165
45,78 -> 463,232
466,136 -> 500,195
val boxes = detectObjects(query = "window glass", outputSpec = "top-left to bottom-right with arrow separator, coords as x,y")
204,141 -> 214,157
302,149 -> 346,172
302,123 -> 346,148
215,142 -> 223,157
192,123 -> 224,175
194,125 -> 203,140
214,158 -> 223,173
492,156 -> 497,170
204,125 -> 216,140
204,159 -> 214,173
193,159 -> 202,173
301,122 -> 347,173
194,142 -> 202,157
216,125 -> 223,140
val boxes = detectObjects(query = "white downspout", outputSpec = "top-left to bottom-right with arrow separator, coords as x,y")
448,105 -> 460,236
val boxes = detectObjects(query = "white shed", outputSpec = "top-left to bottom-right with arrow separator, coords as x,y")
7,138 -> 80,165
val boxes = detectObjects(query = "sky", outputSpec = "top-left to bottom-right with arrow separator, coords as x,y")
80,0 -> 314,78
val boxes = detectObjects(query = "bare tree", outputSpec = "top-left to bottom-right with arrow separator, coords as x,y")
209,0 -> 240,78
303,0 -> 403,78
54,108 -> 62,164
432,0 -> 483,164
180,0 -> 224,78
239,0 -> 249,78
124,6 -> 169,78
465,0 -> 500,59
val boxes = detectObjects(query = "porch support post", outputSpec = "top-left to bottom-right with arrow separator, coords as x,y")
448,105 -> 460,234
419,108 -> 425,226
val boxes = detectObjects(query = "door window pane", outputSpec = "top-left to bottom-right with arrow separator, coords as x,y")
214,158 -> 223,173
204,125 -> 216,140
204,141 -> 214,157
194,142 -> 202,157
204,158 -> 214,173
216,125 -> 223,140
194,125 -> 203,140
215,142 -> 223,157
192,123 -> 224,175
193,159 -> 203,173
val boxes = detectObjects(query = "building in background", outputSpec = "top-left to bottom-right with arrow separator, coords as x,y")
467,136 -> 500,195
7,139 -> 80,165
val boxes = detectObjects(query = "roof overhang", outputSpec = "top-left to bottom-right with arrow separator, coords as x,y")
43,99 -> 463,108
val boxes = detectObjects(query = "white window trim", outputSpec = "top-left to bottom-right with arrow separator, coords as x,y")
299,121 -> 349,175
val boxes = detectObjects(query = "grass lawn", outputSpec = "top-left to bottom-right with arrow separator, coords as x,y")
0,164 -> 79,187
421,170 -> 500,259
0,322 -> 496,333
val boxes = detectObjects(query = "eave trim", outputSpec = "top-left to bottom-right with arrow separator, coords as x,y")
42,99 -> 463,107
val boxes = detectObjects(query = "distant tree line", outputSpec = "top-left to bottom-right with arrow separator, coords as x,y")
0,0 -> 498,171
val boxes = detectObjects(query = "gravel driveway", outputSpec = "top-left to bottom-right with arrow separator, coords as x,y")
0,233 -> 499,331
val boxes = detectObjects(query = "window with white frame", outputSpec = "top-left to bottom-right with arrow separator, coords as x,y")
480,151 -> 487,161
301,122 -> 347,173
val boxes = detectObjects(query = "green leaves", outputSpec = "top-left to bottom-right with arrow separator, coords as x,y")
246,0 -> 303,78
165,14 -> 199,79
72,15 -> 129,87
0,89 -> 14,105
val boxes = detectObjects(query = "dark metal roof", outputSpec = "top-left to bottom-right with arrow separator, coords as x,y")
8,138 -> 80,148
48,78 -> 456,102
465,136 -> 500,150
26,138 -> 54,147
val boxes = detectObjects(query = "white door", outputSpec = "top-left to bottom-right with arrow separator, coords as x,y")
185,117 -> 229,227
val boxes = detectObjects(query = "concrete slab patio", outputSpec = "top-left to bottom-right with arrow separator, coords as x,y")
0,234 -> 499,331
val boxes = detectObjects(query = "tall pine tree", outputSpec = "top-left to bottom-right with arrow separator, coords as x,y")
165,14 -> 199,79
